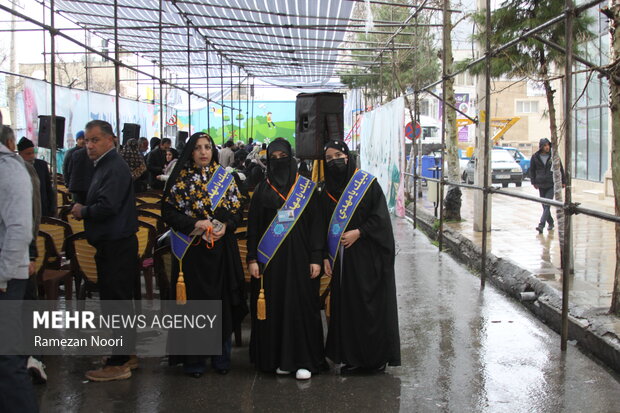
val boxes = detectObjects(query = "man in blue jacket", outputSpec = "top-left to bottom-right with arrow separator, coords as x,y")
71,120 -> 138,382
530,138 -> 565,234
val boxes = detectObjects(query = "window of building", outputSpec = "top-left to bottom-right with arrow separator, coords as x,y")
455,71 -> 474,86
419,99 -> 430,117
515,100 -> 539,114
572,8 -> 610,182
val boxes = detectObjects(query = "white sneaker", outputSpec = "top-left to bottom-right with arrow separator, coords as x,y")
27,356 -> 47,384
295,368 -> 311,380
276,367 -> 291,375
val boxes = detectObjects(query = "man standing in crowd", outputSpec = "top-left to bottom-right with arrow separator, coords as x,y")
71,120 -> 138,382
17,137 -> 54,217
138,137 -> 149,158
0,126 -> 39,412
66,142 -> 95,205
530,138 -> 565,234
62,130 -> 84,182
219,140 -> 235,168
146,137 -> 171,190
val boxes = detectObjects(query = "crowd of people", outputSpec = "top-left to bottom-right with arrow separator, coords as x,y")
0,118 -> 401,412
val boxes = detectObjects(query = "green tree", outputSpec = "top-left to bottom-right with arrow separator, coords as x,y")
339,0 -> 441,204
339,1 -> 440,102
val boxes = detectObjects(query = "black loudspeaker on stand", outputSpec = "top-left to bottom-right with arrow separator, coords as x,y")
122,123 -> 141,144
295,92 -> 344,159
177,131 -> 188,146
38,115 -> 66,149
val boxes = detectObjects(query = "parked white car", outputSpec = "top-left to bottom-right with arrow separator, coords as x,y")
462,148 -> 524,187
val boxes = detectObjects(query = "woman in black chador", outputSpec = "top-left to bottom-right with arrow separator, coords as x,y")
320,140 -> 400,374
162,132 -> 247,377
246,138 -> 325,380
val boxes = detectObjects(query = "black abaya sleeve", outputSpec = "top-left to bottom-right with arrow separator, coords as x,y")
246,181 -> 265,263
308,192 -> 325,265
358,181 -> 395,255
161,201 -> 199,235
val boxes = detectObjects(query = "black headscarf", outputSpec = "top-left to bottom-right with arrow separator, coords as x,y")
263,138 -> 297,208
323,139 -> 357,198
163,132 -> 219,197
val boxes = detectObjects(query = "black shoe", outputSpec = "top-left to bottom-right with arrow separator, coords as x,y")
536,226 -> 544,234
368,363 -> 387,374
188,372 -> 203,378
340,365 -> 362,375
548,225 -> 554,231
216,369 -> 229,375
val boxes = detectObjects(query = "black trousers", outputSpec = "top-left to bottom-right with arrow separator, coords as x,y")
92,234 -> 138,365
0,279 -> 38,413
538,187 -> 555,228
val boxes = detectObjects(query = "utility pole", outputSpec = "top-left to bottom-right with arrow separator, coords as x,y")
474,0 -> 492,232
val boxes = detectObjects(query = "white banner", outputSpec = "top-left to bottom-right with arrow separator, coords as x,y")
19,79 -> 161,148
360,97 -> 405,217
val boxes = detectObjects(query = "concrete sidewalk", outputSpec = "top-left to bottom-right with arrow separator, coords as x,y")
414,182 -> 616,309
407,181 -> 620,372
35,218 -> 620,412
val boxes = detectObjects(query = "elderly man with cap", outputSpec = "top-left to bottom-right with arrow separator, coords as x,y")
62,130 -> 85,187
17,137 -> 54,217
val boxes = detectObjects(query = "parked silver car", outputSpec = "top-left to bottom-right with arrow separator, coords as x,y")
462,148 -> 524,187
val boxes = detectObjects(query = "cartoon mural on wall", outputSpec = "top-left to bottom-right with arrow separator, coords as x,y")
17,79 -> 296,151
176,100 -> 296,146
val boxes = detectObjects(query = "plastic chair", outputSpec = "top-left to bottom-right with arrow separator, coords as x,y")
35,230 -> 73,301
40,216 -> 72,255
137,210 -> 166,235
136,195 -> 161,205
65,232 -> 98,306
59,206 -> 85,234
137,203 -> 161,216
56,189 -> 71,208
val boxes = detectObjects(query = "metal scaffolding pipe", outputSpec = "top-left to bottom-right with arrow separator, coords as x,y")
114,0 -> 120,138
561,0 -> 575,353
481,0 -> 492,289
50,0 -> 57,198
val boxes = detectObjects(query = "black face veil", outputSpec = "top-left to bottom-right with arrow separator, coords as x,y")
266,138 -> 297,192
323,139 -> 357,197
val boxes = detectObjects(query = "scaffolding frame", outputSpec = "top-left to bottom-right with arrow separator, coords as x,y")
0,0 -> 617,357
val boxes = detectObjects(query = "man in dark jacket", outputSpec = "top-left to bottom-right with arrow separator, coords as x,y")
62,130 -> 84,184
17,137 -> 55,217
530,138 -> 565,233
71,120 -> 138,382
66,146 -> 95,204
146,137 -> 170,190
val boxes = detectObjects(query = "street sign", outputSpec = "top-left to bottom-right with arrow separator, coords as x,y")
405,121 -> 422,141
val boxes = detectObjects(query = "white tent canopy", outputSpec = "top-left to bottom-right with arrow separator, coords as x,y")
52,0 -> 356,95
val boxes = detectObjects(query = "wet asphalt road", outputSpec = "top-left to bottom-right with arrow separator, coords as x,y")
36,218 -> 620,412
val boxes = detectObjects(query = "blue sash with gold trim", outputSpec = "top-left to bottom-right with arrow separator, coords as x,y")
326,170 -> 375,267
207,165 -> 234,211
257,175 -> 316,269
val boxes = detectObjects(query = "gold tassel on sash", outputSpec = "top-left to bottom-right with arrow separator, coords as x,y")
257,274 -> 266,320
176,262 -> 187,305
